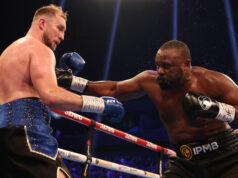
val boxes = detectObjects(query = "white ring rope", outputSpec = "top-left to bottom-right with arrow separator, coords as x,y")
59,148 -> 161,178
51,109 -> 176,157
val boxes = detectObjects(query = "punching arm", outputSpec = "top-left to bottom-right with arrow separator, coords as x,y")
56,68 -> 88,93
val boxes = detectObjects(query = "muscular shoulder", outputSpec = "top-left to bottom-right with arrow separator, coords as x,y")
135,70 -> 157,79
26,38 -> 53,57
192,66 -> 237,97
129,70 -> 157,88
192,66 -> 233,84
24,38 -> 55,66
5,37 -> 53,60
120,70 -> 157,87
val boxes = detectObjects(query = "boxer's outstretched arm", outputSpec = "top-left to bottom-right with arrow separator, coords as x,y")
86,72 -> 148,101
55,52 -> 146,101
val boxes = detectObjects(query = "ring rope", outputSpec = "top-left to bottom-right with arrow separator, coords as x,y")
59,148 -> 161,178
51,109 -> 176,156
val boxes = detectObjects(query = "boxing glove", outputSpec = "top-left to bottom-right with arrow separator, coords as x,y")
101,96 -> 125,123
58,52 -> 85,75
56,68 -> 88,93
81,95 -> 125,123
183,92 -> 235,123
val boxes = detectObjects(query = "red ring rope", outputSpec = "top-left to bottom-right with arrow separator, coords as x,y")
51,109 -> 176,157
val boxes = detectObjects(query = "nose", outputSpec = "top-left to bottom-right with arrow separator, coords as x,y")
157,67 -> 165,75
59,32 -> 64,41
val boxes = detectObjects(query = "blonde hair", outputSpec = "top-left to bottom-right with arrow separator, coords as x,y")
33,4 -> 68,22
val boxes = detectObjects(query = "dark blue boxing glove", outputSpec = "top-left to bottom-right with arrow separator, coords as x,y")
58,52 -> 85,75
101,96 -> 125,123
81,95 -> 125,123
183,92 -> 236,123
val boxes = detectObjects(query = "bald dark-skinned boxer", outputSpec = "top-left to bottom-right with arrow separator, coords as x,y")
57,40 -> 238,178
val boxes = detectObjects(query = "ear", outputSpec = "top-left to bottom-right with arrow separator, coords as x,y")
181,58 -> 191,71
183,58 -> 191,67
38,18 -> 46,30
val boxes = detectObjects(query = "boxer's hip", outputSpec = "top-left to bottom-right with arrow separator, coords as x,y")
0,126 -> 71,178
173,129 -> 238,161
0,97 -> 58,159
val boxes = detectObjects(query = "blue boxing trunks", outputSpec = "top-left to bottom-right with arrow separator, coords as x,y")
0,97 -> 71,178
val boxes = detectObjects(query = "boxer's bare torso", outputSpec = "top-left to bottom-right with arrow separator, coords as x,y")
86,48 -> 238,144
0,37 -> 48,104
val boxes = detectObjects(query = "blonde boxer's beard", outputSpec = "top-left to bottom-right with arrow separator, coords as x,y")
43,32 -> 56,51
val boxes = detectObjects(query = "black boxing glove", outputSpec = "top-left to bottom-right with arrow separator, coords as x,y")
183,92 -> 236,123
55,68 -> 88,93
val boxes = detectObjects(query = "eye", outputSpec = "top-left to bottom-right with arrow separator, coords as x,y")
163,63 -> 172,69
57,25 -> 65,32
163,64 -> 169,69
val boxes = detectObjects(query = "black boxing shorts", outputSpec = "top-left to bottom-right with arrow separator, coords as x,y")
162,129 -> 238,178
174,129 -> 238,161
0,126 -> 72,178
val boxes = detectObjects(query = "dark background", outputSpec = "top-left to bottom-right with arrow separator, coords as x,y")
1,0 -> 238,177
